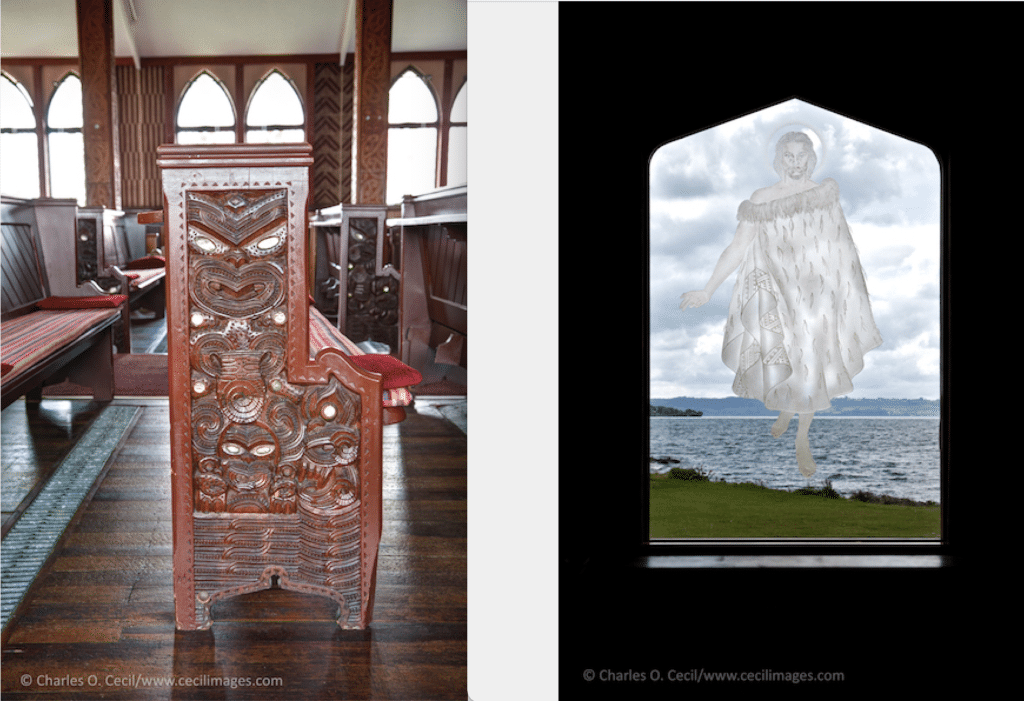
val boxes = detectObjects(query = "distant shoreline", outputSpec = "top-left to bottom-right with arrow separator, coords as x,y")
651,415 -> 940,419
650,396 -> 940,418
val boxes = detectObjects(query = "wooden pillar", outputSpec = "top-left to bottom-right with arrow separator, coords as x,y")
352,0 -> 392,205
76,0 -> 121,209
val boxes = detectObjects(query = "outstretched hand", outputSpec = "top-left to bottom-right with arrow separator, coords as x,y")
679,290 -> 709,310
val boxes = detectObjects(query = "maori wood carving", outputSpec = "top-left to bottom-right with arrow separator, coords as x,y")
187,190 -> 360,517
160,144 -> 384,632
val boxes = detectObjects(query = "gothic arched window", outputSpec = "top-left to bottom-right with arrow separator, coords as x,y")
447,80 -> 467,186
245,70 -> 305,144
46,73 -> 85,204
387,68 -> 439,203
1,73 -> 40,199
176,72 -> 235,145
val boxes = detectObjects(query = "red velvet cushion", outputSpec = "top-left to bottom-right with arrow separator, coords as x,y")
36,295 -> 128,310
347,354 -> 423,390
1,363 -> 13,377
123,255 -> 166,270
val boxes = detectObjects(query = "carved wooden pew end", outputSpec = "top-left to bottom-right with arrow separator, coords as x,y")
157,144 -> 420,630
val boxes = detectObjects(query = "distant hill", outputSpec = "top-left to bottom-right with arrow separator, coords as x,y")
649,405 -> 702,417
649,396 -> 940,417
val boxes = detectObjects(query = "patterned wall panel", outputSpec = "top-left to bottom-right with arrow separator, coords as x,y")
312,62 -> 341,209
341,62 -> 354,205
117,65 -> 165,209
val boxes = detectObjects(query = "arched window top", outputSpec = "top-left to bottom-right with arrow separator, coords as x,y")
1,72 -> 41,199
1,73 -> 35,129
246,70 -> 303,128
47,73 -> 83,129
451,81 -> 467,123
177,72 -> 235,129
389,68 -> 438,124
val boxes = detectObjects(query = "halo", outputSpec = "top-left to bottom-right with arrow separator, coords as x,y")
766,123 -> 826,178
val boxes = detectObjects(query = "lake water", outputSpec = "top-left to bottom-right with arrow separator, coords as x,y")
650,417 -> 941,504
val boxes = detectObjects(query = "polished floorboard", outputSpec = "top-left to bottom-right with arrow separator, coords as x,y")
1,395 -> 467,700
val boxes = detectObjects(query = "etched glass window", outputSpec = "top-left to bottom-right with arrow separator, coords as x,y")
650,99 -> 942,540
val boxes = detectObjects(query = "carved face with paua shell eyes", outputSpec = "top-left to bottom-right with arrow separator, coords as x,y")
187,189 -> 289,321
219,422 -> 279,513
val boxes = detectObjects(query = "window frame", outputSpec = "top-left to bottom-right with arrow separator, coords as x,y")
387,66 -> 442,203
244,69 -> 306,144
0,71 -> 42,200
446,79 -> 467,186
174,70 -> 237,145
640,99 -> 951,564
44,72 -> 86,204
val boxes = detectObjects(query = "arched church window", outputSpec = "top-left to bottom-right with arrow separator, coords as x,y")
46,73 -> 86,204
650,98 -> 942,539
447,80 -> 467,186
245,70 -> 305,144
0,73 -> 40,199
176,72 -> 235,144
387,68 -> 439,204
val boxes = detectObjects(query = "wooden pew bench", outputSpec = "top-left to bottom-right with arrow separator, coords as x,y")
308,305 -> 420,425
391,185 -> 467,388
78,206 -> 166,333
156,143 -> 422,631
1,219 -> 125,411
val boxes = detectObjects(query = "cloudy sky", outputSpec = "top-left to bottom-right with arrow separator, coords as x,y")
649,99 -> 942,401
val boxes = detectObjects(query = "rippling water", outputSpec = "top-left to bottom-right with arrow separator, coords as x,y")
650,417 -> 941,504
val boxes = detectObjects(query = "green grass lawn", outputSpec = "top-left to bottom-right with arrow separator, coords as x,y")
649,475 -> 941,538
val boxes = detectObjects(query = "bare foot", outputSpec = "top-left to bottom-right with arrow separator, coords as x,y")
771,412 -> 793,438
796,439 -> 817,477
796,412 -> 816,477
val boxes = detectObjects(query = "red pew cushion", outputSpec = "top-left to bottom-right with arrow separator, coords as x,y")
347,353 -> 423,390
36,295 -> 128,310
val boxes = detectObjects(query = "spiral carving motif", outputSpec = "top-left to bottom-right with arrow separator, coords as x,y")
187,189 -> 361,516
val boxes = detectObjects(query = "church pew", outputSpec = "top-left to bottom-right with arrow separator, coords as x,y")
77,206 -> 166,348
1,199 -> 124,410
154,142 -> 421,631
391,185 -> 467,386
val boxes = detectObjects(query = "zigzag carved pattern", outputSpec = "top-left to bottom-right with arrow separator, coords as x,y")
341,63 -> 354,204
313,63 -> 342,209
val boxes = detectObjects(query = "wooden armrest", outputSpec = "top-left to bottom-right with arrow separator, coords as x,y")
138,210 -> 164,224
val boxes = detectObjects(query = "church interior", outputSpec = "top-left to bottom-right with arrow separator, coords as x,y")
1,1 -> 471,698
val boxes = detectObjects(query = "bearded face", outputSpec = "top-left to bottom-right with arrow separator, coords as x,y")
773,132 -> 817,182
781,141 -> 811,181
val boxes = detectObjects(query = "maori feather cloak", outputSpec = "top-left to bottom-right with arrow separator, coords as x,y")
722,178 -> 883,413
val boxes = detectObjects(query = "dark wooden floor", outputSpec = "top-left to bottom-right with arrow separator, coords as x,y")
1,395 -> 467,700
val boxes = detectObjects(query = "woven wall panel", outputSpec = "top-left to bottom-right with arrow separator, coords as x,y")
117,65 -> 165,210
